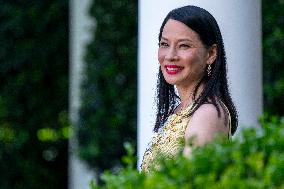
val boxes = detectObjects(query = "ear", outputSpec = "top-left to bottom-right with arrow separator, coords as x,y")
206,44 -> 217,65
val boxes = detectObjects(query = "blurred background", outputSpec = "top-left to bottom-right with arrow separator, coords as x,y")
0,0 -> 283,189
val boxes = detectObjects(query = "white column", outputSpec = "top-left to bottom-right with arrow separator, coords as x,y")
138,0 -> 262,166
69,0 -> 95,188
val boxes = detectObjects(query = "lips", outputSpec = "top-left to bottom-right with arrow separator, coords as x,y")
165,65 -> 183,75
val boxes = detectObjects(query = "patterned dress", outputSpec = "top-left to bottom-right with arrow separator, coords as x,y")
140,103 -> 195,172
140,101 -> 231,172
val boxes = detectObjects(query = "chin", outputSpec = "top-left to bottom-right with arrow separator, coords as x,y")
162,71 -> 182,85
164,77 -> 179,85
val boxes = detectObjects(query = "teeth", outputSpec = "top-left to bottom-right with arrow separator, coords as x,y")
167,68 -> 178,71
167,67 -> 179,71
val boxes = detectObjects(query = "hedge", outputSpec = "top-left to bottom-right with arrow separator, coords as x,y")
0,1 -> 69,189
91,115 -> 284,189
78,0 -> 138,172
263,0 -> 284,115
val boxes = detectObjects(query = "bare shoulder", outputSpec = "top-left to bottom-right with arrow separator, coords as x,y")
193,103 -> 220,120
184,103 -> 229,147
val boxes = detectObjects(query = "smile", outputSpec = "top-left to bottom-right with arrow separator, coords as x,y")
165,65 -> 183,75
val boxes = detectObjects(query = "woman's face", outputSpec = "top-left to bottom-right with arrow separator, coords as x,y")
158,19 -> 210,87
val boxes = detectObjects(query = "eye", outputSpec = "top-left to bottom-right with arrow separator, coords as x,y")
179,44 -> 191,49
159,42 -> 169,48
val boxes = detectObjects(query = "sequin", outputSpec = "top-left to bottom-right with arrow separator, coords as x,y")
140,103 -> 195,172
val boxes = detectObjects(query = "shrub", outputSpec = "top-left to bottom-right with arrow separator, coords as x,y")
91,115 -> 284,189
78,0 -> 137,172
0,1 -> 69,188
263,0 -> 284,115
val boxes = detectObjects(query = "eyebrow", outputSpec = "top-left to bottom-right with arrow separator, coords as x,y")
160,37 -> 194,43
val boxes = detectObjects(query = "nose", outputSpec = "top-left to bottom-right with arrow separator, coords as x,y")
165,47 -> 178,61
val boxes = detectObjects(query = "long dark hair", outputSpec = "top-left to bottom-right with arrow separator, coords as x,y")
154,5 -> 238,135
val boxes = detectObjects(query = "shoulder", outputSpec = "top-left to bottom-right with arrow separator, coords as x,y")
184,103 -> 229,146
192,103 -> 220,121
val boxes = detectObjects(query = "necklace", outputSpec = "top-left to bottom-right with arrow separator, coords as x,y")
178,99 -> 195,113
178,102 -> 190,112
177,90 -> 195,113
170,100 -> 196,125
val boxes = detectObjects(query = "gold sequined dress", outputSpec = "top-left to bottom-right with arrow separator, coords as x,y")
140,104 -> 194,172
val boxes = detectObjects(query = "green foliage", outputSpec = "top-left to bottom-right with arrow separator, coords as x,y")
78,0 -> 137,171
91,115 -> 284,189
263,0 -> 284,115
0,1 -> 69,189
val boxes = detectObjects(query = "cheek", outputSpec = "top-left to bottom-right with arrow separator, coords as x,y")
185,51 -> 206,66
182,53 -> 196,66
158,49 -> 164,64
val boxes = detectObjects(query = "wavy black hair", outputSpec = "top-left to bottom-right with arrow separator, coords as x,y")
154,5 -> 238,135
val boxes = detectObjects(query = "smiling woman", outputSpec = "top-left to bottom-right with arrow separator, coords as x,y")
141,5 -> 238,172
158,19 -> 214,89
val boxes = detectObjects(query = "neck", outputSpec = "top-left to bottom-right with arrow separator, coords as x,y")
176,82 -> 204,108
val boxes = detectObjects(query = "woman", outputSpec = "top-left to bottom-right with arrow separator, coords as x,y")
141,5 -> 238,172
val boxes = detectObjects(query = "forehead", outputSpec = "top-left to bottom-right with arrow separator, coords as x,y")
161,19 -> 201,42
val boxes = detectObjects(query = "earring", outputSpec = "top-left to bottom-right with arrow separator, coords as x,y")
207,65 -> 211,76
